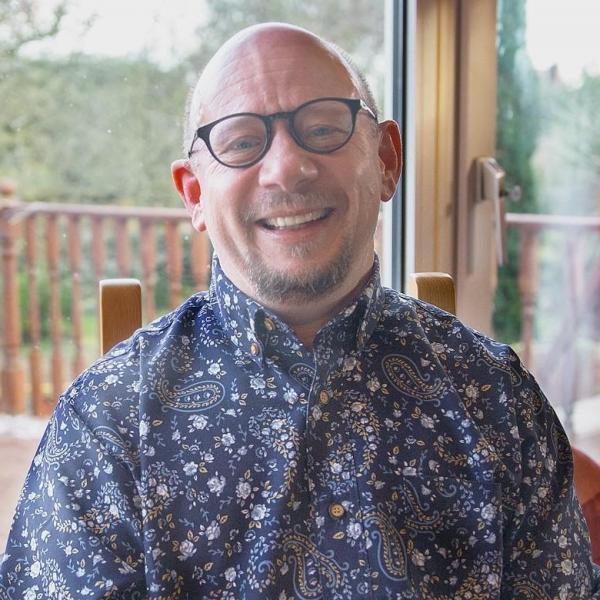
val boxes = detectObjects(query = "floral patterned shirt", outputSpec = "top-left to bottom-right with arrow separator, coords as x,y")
1,257 -> 599,600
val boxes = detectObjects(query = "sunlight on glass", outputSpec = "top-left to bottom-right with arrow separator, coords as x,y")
495,0 -> 600,458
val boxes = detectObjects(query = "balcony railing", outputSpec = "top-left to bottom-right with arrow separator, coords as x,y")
506,212 -> 600,431
1,188 -> 599,426
0,187 -> 209,415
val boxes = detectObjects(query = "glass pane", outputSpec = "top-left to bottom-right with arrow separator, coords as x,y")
0,1 -> 389,550
494,0 -> 600,460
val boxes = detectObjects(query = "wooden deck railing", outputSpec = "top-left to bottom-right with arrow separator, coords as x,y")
1,190 -> 599,422
0,188 -> 210,415
506,212 -> 600,430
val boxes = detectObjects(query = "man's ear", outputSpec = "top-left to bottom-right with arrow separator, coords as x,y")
171,159 -> 206,232
377,120 -> 403,202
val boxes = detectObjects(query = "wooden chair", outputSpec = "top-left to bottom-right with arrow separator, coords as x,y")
98,279 -> 142,354
98,273 -> 600,562
98,273 -> 456,354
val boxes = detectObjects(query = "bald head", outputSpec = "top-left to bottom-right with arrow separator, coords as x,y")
182,23 -> 378,155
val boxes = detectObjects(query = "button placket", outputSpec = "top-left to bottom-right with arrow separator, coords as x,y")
305,361 -> 372,599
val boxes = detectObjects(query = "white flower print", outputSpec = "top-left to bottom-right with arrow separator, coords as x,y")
236,481 -> 252,500
250,376 -> 266,390
178,540 -> 196,560
208,475 -> 226,495
189,415 -> 208,430
222,432 -> 235,446
205,521 -> 221,541
183,462 -> 197,476
346,521 -> 362,540
251,504 -> 268,521
208,362 -> 221,375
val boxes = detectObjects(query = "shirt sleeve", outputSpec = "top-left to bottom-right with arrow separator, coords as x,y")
501,350 -> 600,597
0,389 -> 146,598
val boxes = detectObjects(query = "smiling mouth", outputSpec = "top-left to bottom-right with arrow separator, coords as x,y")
259,208 -> 333,231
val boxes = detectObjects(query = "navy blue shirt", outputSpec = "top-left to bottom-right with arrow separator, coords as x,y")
1,257 -> 599,599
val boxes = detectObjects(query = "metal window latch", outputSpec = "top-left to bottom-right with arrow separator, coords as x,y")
475,157 -> 521,266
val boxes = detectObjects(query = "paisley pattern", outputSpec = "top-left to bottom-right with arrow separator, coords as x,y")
1,255 -> 599,599
382,354 -> 449,402
152,379 -> 225,412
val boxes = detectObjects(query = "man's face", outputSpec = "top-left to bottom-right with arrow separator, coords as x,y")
174,29 -> 400,309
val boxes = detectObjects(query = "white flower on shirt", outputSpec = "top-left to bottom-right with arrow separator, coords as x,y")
208,362 -> 221,375
206,521 -> 221,540
251,504 -> 268,521
236,481 -> 252,499
208,475 -> 226,495
29,560 -> 42,577
222,432 -> 235,446
189,415 -> 208,430
346,522 -> 362,539
178,540 -> 196,560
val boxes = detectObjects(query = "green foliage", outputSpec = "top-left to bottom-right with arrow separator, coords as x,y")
493,0 -> 541,343
185,0 -> 385,109
1,55 -> 188,205
535,71 -> 600,215
2,0 -> 386,355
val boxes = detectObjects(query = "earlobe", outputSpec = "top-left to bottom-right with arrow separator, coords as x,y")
171,159 -> 206,232
378,121 -> 403,202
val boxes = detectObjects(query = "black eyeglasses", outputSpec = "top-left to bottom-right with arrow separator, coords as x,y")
187,97 -> 377,168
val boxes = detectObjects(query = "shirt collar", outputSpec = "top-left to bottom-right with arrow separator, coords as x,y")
209,255 -> 384,366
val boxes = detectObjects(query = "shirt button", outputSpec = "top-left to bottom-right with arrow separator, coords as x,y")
264,317 -> 275,331
319,390 -> 330,405
250,342 -> 260,356
328,503 -> 345,519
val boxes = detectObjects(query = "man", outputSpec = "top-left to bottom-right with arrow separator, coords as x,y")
1,23 -> 598,599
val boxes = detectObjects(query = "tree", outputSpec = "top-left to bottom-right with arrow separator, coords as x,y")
0,0 -> 67,57
493,0 -> 541,343
184,0 -> 385,109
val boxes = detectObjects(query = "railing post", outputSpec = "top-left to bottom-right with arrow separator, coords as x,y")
165,221 -> 183,309
140,220 -> 156,321
0,180 -> 26,414
46,214 -> 64,402
518,226 -> 538,368
25,215 -> 46,415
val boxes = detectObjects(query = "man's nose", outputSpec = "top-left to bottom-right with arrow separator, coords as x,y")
257,121 -> 319,192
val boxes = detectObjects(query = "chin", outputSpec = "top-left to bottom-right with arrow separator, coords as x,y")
248,250 -> 353,304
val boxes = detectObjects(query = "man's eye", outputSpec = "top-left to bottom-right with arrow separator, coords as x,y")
305,125 -> 336,138
222,136 -> 262,153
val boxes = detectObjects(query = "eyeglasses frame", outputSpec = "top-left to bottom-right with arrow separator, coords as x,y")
187,96 -> 378,168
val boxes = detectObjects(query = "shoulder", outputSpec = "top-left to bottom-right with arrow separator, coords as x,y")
379,288 -> 566,473
380,287 -> 517,368
58,292 -> 216,437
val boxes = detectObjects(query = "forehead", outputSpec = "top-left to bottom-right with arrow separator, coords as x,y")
193,32 -> 358,124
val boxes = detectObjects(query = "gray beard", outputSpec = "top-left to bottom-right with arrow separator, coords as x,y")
244,235 -> 352,303
241,190 -> 352,303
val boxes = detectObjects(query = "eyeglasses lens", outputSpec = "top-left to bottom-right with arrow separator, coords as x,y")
293,100 -> 354,152
210,115 -> 267,167
209,100 -> 354,167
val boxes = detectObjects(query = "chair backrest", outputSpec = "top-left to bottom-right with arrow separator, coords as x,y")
99,278 -> 142,354
407,272 -> 456,315
98,273 -> 456,354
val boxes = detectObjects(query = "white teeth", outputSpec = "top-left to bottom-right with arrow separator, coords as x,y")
263,210 -> 327,229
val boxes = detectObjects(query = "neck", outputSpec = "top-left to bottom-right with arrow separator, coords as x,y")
257,270 -> 372,349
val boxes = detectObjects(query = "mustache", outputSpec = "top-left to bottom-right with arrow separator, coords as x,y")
243,190 -> 339,223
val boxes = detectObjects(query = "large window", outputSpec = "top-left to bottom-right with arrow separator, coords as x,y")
0,0 -> 407,548
494,0 -> 600,456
